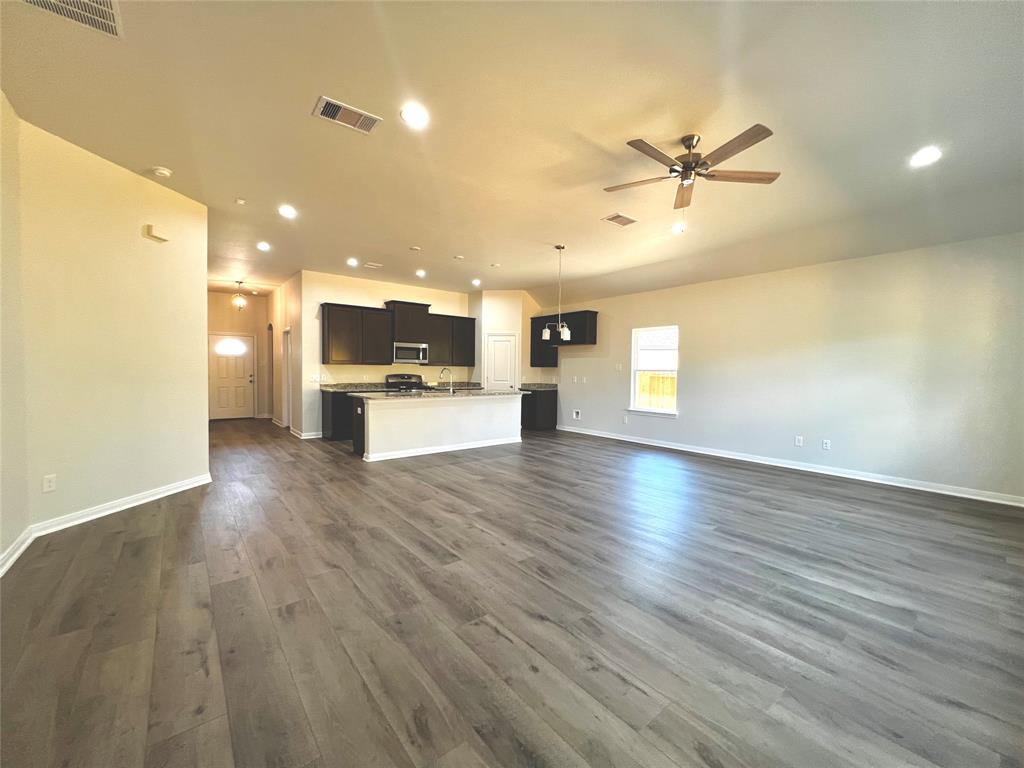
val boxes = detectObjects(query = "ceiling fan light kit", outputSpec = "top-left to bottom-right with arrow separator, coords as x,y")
605,124 -> 780,210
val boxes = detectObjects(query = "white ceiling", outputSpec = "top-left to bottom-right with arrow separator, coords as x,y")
3,1 -> 1022,304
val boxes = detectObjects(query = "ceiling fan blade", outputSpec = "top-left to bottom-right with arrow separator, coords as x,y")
702,170 -> 780,184
674,182 -> 693,209
627,139 -> 681,168
604,176 -> 672,192
700,124 -> 773,169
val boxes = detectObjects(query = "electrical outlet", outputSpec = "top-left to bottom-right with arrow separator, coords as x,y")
42,474 -> 57,493
572,409 -> 581,420
794,435 -> 804,447
822,439 -> 832,450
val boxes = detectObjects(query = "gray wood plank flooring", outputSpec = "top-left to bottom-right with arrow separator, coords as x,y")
3,418 -> 1022,768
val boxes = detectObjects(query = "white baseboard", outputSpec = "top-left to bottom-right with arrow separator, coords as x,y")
0,472 -> 213,578
556,426 -> 1024,508
272,418 -> 286,428
256,413 -> 273,419
364,436 -> 521,462
290,428 -> 322,439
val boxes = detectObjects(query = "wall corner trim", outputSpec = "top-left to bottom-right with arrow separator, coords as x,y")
556,426 -> 1024,509
0,472 -> 213,578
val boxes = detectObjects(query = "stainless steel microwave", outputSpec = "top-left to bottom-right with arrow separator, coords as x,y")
393,342 -> 429,364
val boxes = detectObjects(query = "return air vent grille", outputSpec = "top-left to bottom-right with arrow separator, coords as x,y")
23,0 -> 121,37
312,96 -> 382,134
603,212 -> 637,227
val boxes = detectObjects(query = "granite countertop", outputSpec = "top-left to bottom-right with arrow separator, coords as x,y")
519,382 -> 558,390
354,389 -> 526,401
321,382 -> 483,392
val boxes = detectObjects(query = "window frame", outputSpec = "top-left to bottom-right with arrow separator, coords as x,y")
629,325 -> 679,417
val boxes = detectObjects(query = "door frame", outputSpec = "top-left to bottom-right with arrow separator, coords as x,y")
281,328 -> 292,429
483,330 -> 520,390
208,332 -> 257,420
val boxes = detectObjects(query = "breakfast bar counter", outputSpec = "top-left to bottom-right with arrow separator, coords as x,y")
350,389 -> 526,461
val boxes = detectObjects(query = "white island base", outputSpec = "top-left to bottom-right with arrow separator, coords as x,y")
356,391 -> 524,462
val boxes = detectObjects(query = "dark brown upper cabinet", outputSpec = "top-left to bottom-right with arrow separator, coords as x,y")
322,304 -> 362,364
321,304 -> 393,365
425,314 -> 453,365
530,315 -> 559,368
360,308 -> 393,364
451,316 -> 476,367
529,310 -> 597,367
384,300 -> 430,344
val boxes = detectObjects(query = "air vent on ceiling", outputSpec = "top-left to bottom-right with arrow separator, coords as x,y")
24,0 -> 121,37
312,96 -> 382,135
603,212 -> 637,227
363,262 -> 384,270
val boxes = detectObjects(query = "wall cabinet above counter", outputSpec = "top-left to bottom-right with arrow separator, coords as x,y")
321,300 -> 475,366
529,310 -> 598,368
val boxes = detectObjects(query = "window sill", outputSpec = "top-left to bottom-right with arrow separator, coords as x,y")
626,408 -> 679,418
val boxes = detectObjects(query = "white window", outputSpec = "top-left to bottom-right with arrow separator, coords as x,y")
630,325 -> 679,415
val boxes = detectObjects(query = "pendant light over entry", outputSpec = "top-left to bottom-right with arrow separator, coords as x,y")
541,245 -> 570,342
231,281 -> 248,311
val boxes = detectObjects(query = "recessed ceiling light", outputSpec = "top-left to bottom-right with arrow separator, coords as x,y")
471,278 -> 481,287
400,101 -> 430,131
490,263 -> 501,268
151,166 -> 173,178
415,269 -> 426,278
671,222 -> 686,235
256,241 -> 271,251
909,145 -> 942,168
346,257 -> 359,267
235,197 -> 247,205
278,203 -> 298,219
409,245 -> 422,251
453,255 -> 465,260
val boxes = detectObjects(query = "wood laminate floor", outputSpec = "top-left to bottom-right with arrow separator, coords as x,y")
3,419 -> 1022,768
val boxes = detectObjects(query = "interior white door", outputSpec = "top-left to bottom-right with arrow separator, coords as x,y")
485,333 -> 518,390
209,334 -> 255,419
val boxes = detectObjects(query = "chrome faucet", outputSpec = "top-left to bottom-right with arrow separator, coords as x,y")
440,367 -> 454,395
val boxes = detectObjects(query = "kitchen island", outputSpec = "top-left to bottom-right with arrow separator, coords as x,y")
350,389 -> 526,461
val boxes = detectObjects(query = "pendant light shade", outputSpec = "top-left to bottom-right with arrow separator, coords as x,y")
560,325 -> 571,341
541,327 -> 551,341
231,281 -> 248,311
542,244 -> 569,344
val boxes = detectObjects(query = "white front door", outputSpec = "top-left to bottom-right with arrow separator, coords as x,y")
485,333 -> 518,390
209,334 -> 255,419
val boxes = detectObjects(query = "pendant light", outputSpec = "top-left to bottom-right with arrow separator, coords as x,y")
542,244 -> 570,342
231,281 -> 248,311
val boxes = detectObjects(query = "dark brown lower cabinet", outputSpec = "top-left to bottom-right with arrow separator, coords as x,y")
521,388 -> 557,430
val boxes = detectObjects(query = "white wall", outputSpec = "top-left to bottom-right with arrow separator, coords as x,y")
208,291 -> 271,417
1,94 -> 210,557
550,233 -> 1024,501
293,270 -> 475,436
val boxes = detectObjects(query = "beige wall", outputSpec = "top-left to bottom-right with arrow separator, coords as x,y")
208,291 -> 271,417
550,232 -> 1024,501
0,94 -> 209,556
295,270 -> 475,435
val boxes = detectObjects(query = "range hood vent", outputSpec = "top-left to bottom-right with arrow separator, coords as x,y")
312,96 -> 382,134
24,0 -> 121,37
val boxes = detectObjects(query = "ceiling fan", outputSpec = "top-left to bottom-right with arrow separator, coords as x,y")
604,124 -> 780,209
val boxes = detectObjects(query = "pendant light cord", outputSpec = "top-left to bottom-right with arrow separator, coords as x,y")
556,244 -> 564,329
